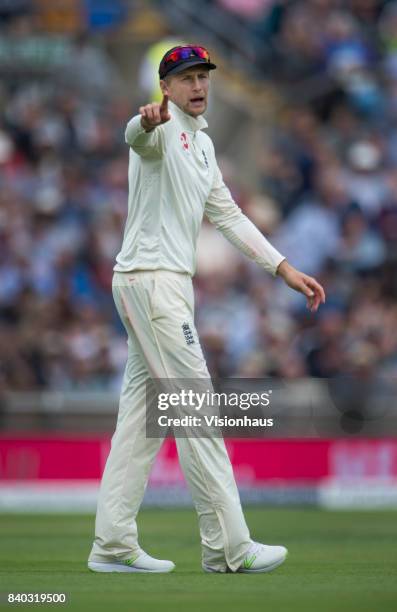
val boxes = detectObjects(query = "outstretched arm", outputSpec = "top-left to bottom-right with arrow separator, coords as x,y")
205,163 -> 326,311
204,165 -> 285,276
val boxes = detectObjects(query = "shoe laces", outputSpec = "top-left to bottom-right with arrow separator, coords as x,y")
246,541 -> 263,557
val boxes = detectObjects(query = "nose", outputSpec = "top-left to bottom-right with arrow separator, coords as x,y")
192,77 -> 202,91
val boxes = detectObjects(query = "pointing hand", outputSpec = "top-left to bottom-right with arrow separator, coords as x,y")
139,95 -> 171,132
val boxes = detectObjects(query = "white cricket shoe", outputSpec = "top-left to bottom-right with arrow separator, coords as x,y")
237,541 -> 288,573
202,542 -> 288,574
88,551 -> 175,574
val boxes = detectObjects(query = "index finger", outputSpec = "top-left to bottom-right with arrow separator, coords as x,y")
160,94 -> 169,110
307,278 -> 326,303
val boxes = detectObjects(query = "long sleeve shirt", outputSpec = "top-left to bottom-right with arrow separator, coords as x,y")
114,100 -> 285,277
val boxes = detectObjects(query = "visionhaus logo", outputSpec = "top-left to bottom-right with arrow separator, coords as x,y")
156,414 -> 274,428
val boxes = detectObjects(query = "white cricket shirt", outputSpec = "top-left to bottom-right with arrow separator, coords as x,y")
114,100 -> 285,276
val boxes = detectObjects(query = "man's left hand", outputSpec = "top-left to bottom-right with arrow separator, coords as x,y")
276,260 -> 326,312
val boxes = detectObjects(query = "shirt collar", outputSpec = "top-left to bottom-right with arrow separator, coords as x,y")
169,100 -> 208,132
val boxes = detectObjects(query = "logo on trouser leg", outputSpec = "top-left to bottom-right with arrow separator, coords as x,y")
182,322 -> 195,345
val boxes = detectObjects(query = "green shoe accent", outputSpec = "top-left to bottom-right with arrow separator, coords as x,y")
242,554 -> 257,570
122,555 -> 139,567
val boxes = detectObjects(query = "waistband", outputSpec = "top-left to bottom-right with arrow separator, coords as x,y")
113,269 -> 191,278
112,269 -> 192,286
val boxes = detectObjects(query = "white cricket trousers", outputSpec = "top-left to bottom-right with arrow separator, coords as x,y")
88,270 -> 251,572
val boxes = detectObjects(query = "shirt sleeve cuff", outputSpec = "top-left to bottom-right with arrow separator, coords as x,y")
125,115 -> 152,145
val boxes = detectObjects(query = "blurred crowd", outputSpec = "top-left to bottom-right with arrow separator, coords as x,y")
1,0 -> 397,391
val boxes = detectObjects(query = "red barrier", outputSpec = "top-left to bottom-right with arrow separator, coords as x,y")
1,435 -> 397,484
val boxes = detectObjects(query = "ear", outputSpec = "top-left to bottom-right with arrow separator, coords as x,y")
160,79 -> 169,95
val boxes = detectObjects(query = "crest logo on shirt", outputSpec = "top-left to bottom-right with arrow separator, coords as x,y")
180,132 -> 189,150
182,322 -> 195,345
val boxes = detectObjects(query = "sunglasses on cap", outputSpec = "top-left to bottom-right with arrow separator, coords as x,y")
164,45 -> 210,64
159,45 -> 216,78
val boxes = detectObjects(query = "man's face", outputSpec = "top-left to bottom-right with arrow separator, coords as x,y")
160,66 -> 210,117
